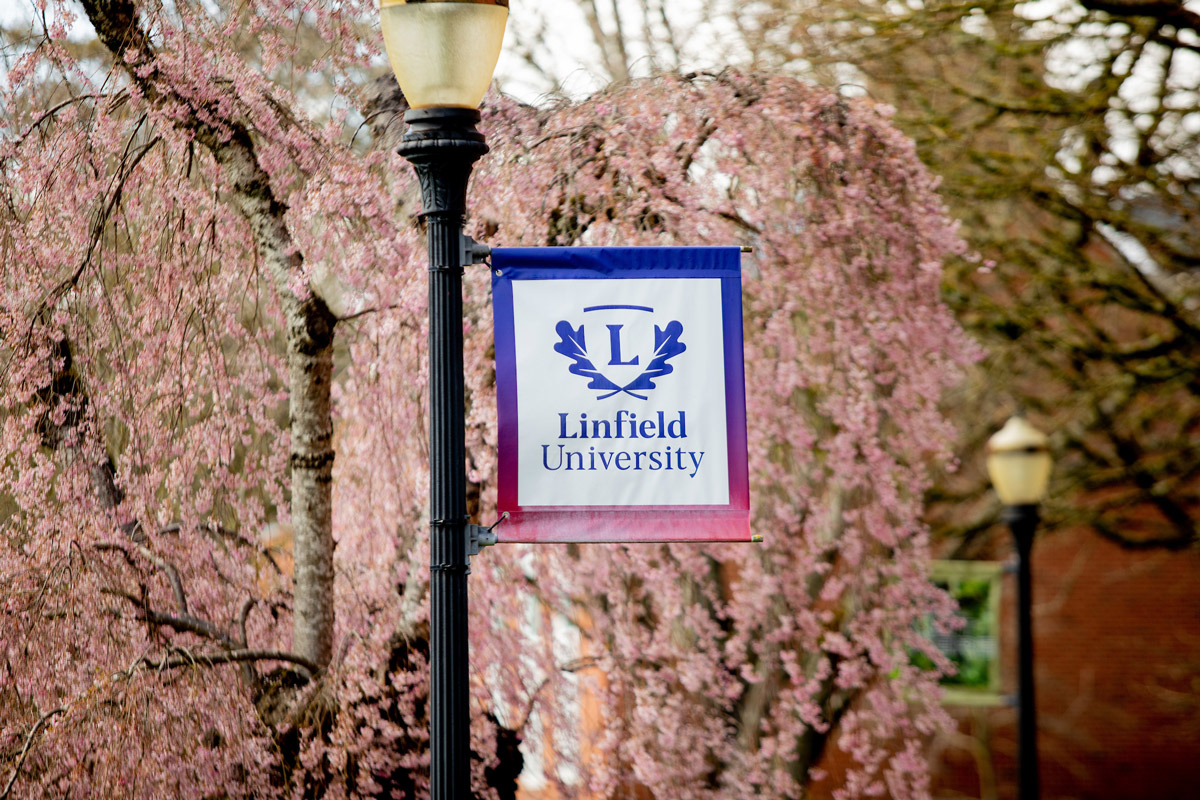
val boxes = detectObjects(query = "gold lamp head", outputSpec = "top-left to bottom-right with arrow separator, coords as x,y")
379,0 -> 509,110
986,415 -> 1052,506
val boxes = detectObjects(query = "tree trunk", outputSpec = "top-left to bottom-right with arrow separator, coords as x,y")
287,300 -> 337,668
81,0 -> 338,670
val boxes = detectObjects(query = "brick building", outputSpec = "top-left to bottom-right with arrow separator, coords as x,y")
925,524 -> 1200,800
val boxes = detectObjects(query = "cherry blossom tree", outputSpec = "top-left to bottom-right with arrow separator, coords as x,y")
1,2 -> 975,798
513,0 -> 1200,552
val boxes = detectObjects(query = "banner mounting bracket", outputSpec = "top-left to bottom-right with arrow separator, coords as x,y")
460,234 -> 491,267
466,523 -> 498,567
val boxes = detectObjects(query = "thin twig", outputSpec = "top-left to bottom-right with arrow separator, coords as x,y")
159,521 -> 283,576
14,93 -> 109,146
337,302 -> 402,323
1,708 -> 65,800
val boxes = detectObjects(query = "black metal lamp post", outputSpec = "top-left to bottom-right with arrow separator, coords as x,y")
986,414 -> 1052,800
379,2 -> 509,797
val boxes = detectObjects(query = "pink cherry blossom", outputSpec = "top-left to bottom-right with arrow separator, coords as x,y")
1,4 -> 976,799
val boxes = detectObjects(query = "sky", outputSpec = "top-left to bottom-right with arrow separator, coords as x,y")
495,0 -> 717,104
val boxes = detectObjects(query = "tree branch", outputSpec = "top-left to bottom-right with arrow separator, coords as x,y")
1080,0 -> 1200,31
133,543 -> 188,615
102,588 -> 237,646
238,598 -> 255,647
79,0 -> 337,669
143,648 -> 317,679
93,540 -> 190,618
0,708 -> 65,800
159,521 -> 284,577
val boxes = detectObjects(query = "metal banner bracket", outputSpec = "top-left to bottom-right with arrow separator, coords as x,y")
467,524 -> 497,556
461,234 -> 491,267
464,511 -> 507,567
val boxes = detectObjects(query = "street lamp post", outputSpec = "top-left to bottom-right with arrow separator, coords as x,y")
986,414 -> 1052,800
379,2 -> 509,797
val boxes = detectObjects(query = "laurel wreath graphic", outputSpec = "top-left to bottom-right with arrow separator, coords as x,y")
553,320 -> 686,400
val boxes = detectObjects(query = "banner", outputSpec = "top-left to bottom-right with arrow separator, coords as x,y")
490,247 -> 750,543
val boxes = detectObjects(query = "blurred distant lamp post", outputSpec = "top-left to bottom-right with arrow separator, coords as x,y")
379,1 -> 509,797
986,414 -> 1052,800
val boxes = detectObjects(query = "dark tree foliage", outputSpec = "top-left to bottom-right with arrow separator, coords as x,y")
759,0 -> 1200,551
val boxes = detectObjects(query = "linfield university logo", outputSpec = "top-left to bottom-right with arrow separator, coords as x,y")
544,303 -> 703,477
552,305 -> 686,400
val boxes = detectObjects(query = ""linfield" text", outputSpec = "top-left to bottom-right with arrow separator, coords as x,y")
542,411 -> 706,478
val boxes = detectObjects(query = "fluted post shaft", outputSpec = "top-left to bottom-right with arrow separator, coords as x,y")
398,107 -> 488,800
